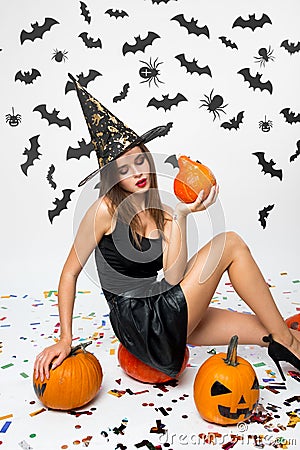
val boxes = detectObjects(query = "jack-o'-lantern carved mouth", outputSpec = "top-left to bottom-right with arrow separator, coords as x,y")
218,404 -> 254,420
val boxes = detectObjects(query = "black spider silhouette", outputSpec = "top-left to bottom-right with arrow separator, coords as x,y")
199,89 -> 228,121
6,107 -> 22,126
254,46 -> 275,68
139,57 -> 164,87
52,49 -> 68,63
259,115 -> 273,132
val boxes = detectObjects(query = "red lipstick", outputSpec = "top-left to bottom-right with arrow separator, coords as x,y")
136,178 -> 147,188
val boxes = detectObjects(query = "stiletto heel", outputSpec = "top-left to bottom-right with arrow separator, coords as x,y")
262,334 -> 300,381
272,359 -> 285,381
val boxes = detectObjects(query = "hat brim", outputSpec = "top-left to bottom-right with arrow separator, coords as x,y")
78,124 -> 172,187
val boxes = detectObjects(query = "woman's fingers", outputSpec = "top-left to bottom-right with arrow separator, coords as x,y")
34,344 -> 71,382
202,184 -> 219,208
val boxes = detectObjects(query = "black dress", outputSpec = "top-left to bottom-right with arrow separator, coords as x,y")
94,219 -> 188,377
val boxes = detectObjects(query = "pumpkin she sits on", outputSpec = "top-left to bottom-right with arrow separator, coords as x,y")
33,342 -> 103,410
193,335 -> 259,425
174,155 -> 216,204
118,343 -> 190,384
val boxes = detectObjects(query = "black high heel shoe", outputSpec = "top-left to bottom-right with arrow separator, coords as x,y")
263,334 -> 300,381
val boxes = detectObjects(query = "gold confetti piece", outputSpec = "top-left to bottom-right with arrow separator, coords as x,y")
110,348 -> 115,355
29,407 -> 46,417
0,414 -> 13,420
280,272 -> 288,275
108,389 -> 126,397
111,338 -> 118,344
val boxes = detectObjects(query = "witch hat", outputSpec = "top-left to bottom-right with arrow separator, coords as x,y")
68,73 -> 171,186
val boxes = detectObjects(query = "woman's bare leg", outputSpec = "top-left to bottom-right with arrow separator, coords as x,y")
188,307 -> 300,346
180,231 -> 300,356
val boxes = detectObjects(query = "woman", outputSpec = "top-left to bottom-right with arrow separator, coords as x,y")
34,75 -> 300,383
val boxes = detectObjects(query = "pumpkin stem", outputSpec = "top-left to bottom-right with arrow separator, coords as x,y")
70,340 -> 92,356
224,335 -> 239,366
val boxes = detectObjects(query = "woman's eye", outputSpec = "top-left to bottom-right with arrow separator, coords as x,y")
136,155 -> 145,165
119,167 -> 128,175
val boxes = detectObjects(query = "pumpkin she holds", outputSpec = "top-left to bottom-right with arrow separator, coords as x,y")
33,341 -> 103,410
174,155 -> 216,204
118,343 -> 190,384
193,335 -> 259,425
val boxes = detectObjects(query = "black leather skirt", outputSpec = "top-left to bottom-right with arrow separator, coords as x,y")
105,279 -> 188,378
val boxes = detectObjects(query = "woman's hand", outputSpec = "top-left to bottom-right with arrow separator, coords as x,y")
34,340 -> 72,382
175,184 -> 219,217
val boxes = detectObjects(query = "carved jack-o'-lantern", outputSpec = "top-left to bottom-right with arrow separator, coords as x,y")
193,336 -> 259,425
174,155 -> 216,203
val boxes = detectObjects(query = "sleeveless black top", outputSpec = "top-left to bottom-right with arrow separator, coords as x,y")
95,220 -> 163,299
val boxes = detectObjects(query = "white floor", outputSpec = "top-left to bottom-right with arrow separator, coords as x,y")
1,272 -> 300,450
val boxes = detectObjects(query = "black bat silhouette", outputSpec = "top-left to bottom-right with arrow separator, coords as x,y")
164,154 -> 178,169
232,13 -> 272,31
290,140 -> 300,162
79,32 -> 102,49
47,164 -> 57,189
171,14 -> 209,38
33,105 -> 71,129
219,36 -> 238,50
65,70 -> 102,94
105,9 -> 128,19
221,111 -> 244,130
175,54 -> 212,77
252,152 -> 283,180
21,135 -> 41,175
80,1 -> 91,24
122,32 -> 160,55
66,139 -> 94,160
238,68 -> 273,94
113,83 -> 130,103
48,189 -> 75,224
15,69 -> 41,84
280,40 -> 300,55
20,18 -> 59,44
258,204 -> 274,229
148,93 -> 187,111
280,108 -> 300,124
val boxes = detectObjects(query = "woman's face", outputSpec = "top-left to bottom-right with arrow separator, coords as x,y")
116,146 -> 150,193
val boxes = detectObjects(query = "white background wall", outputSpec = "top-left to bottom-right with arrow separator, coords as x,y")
1,0 -> 300,293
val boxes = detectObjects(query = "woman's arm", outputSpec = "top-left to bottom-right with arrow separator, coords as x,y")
34,196 -> 112,381
163,186 -> 219,285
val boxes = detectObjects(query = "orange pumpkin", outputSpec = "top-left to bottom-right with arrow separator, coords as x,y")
193,335 -> 259,425
285,313 -> 300,331
33,342 -> 103,410
174,155 -> 216,203
118,343 -> 190,384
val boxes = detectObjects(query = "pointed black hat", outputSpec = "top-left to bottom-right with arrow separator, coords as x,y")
68,74 -> 170,186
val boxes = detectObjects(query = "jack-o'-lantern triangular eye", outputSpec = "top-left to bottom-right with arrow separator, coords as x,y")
211,381 -> 232,396
251,377 -> 259,390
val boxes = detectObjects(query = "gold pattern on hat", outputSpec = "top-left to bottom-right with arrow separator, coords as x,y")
107,113 -> 118,124
92,114 -> 103,126
108,125 -> 119,133
88,97 -> 105,113
98,157 -> 104,167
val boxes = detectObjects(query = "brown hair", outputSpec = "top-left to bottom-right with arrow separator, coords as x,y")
98,144 -> 166,247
